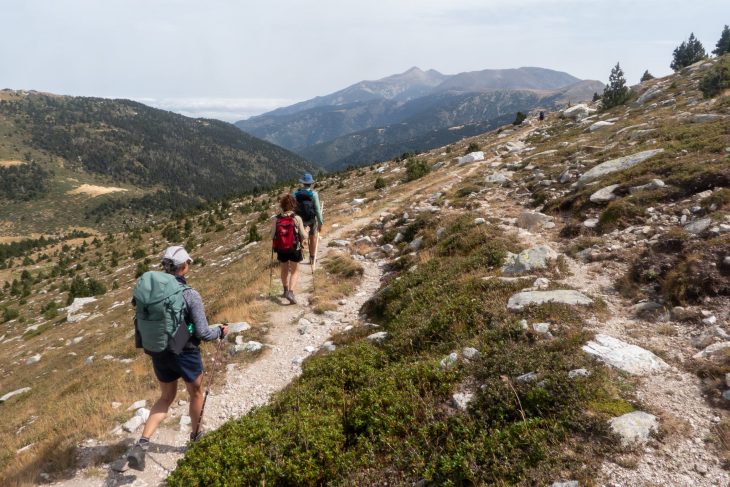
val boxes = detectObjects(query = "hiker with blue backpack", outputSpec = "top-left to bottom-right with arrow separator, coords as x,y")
272,194 -> 308,304
293,173 -> 324,269
127,246 -> 228,471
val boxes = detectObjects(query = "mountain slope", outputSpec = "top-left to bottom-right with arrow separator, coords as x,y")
0,90 -> 316,233
236,67 -> 601,169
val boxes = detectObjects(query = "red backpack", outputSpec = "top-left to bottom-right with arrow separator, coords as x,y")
273,215 -> 299,251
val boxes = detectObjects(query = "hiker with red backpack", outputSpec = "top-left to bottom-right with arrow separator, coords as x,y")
272,194 -> 308,304
126,246 -> 229,471
293,173 -> 324,269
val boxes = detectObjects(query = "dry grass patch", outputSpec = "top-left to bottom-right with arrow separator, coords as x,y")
67,184 -> 128,197
0,160 -> 25,168
310,252 -> 363,314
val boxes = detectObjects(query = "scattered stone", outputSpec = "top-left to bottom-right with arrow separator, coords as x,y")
532,322 -> 551,334
684,218 -> 712,235
474,217 -> 486,225
517,372 -> 538,383
693,342 -> 730,359
126,400 -> 146,412
409,236 -> 423,251
330,239 -> 350,248
304,346 -> 316,354
583,218 -> 599,229
533,277 -> 550,290
583,334 -> 669,375
568,368 -> 591,379
561,104 -> 596,120
507,290 -> 593,311
0,387 -> 31,403
227,322 -> 251,334
452,392 -> 474,411
516,211 -> 553,231
551,481 -> 580,487
381,244 -> 395,254
589,184 -> 620,203
85,356 -> 94,365
636,85 -> 664,105
502,245 -> 558,276
462,347 -> 481,360
608,411 -> 659,446
393,232 -> 404,244
367,332 -> 388,344
111,401 -> 122,409
65,297 -> 97,323
589,120 -> 614,132
242,341 -> 263,353
457,151 -> 485,165
352,198 -> 366,205
135,408 -> 150,422
122,416 -> 144,433
629,301 -> 664,318
322,341 -> 336,352
485,171 -> 513,184
629,179 -> 665,194
26,354 -> 41,365
691,114 -> 726,123
440,352 -> 458,369
576,149 -> 664,187
702,315 -> 717,326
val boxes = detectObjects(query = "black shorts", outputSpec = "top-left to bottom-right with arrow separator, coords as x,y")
277,248 -> 303,263
150,348 -> 203,383
302,220 -> 319,236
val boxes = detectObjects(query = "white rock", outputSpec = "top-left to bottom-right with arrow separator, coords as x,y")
179,415 -> 191,426
352,198 -> 366,205
85,356 -> 94,365
0,387 -> 31,403
533,277 -> 550,290
227,322 -> 251,334
608,411 -> 658,446
65,297 -> 97,323
25,354 -> 41,365
457,151 -> 485,165
440,352 -> 458,369
126,400 -> 146,411
507,290 -> 593,311
568,368 -> 591,379
304,346 -> 316,354
583,218 -> 599,228
562,104 -> 596,121
462,347 -> 481,360
517,371 -> 538,383
583,334 -> 669,375
367,332 -> 388,344
693,342 -> 730,359
515,211 -> 553,231
576,149 -> 664,187
474,218 -> 486,225
702,315 -> 717,326
485,172 -> 513,184
452,392 -> 474,411
243,341 -> 263,353
135,408 -> 150,421
684,218 -> 712,235
330,239 -> 350,247
122,416 -> 144,433
409,236 -> 423,251
551,482 -> 580,487
589,121 -> 615,132
691,114 -> 726,123
502,245 -> 558,276
629,179 -> 665,194
589,184 -> 620,203
322,341 -> 337,352
532,322 -> 551,334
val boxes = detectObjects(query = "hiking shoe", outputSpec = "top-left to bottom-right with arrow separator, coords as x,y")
281,288 -> 288,298
189,429 -> 205,443
286,290 -> 297,305
126,444 -> 146,471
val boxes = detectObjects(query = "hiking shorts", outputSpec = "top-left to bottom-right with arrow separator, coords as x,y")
277,248 -> 303,263
302,220 -> 319,236
150,348 -> 203,383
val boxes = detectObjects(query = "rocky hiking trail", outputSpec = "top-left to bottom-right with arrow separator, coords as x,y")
52,216 -> 384,487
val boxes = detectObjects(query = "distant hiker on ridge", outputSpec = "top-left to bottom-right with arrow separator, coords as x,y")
293,173 -> 324,269
272,194 -> 308,304
127,246 -> 229,471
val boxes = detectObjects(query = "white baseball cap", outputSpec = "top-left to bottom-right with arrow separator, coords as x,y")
163,246 -> 193,265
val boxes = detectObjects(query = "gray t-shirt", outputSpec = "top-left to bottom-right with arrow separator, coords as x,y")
183,287 -> 221,345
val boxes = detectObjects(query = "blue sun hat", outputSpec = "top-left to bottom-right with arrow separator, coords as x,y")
299,173 -> 315,185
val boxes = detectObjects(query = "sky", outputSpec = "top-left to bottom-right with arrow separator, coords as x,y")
2,0 -> 729,122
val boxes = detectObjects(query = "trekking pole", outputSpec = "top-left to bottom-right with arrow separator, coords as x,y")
194,330 -> 225,440
269,248 -> 274,296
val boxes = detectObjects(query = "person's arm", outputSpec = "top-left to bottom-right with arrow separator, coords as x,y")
271,218 -> 277,240
313,192 -> 324,226
296,216 -> 308,249
184,289 -> 224,341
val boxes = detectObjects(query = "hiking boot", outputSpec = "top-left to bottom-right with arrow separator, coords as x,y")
281,287 -> 288,298
286,290 -> 297,305
189,429 -> 205,443
126,443 -> 146,471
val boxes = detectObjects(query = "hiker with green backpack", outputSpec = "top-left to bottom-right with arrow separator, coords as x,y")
293,173 -> 324,269
127,245 -> 228,471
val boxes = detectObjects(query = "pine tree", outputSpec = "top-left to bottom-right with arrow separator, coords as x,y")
640,70 -> 654,82
592,92 -> 601,102
602,62 -> 630,109
671,33 -> 707,71
713,25 -> 730,56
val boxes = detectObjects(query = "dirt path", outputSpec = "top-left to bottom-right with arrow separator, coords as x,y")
52,217 -> 383,487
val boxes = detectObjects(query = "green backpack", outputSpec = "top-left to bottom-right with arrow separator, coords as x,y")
133,271 -> 192,354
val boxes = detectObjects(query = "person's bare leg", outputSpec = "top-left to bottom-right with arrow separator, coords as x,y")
288,262 -> 300,291
309,231 -> 318,262
186,373 -> 205,435
141,380 -> 178,439
280,262 -> 288,293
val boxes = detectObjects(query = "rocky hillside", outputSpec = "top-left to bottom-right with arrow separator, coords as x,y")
0,90 -> 316,235
236,67 -> 603,169
0,56 -> 729,486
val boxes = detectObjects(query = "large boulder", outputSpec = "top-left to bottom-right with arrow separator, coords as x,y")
608,411 -> 658,446
562,104 -> 596,121
576,149 -> 664,187
457,151 -> 485,165
0,387 -> 31,403
589,121 -> 615,132
582,334 -> 669,375
502,245 -> 558,275
589,184 -> 620,203
516,211 -> 554,231
507,290 -> 593,311
65,297 -> 97,323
